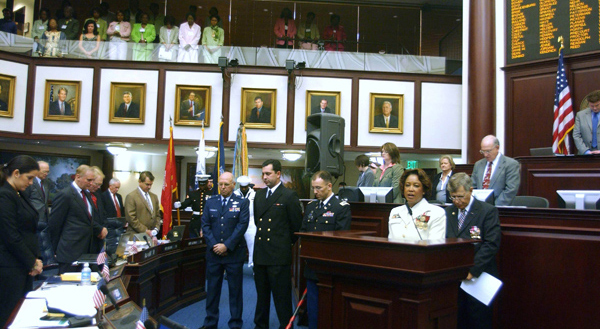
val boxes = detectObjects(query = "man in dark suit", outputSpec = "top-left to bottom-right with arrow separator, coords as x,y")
0,83 -> 9,112
471,135 -> 520,206
174,175 -> 212,238
48,165 -> 108,274
373,101 -> 398,128
199,172 -> 249,329
23,161 -> 54,265
311,99 -> 332,114
355,154 -> 375,187
253,159 -> 303,329
301,170 -> 351,329
101,178 -> 124,219
180,91 -> 205,121
115,91 -> 140,118
48,87 -> 72,116
445,172 -> 501,329
89,167 -> 108,252
248,96 -> 271,123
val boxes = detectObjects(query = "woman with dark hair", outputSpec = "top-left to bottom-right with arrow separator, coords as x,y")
32,8 -> 50,53
274,7 -> 296,48
78,19 -> 101,58
431,154 -> 455,203
158,15 -> 178,62
201,14 -> 224,63
373,142 -> 404,203
85,7 -> 107,41
178,12 -> 201,63
0,155 -> 42,328
131,13 -> 156,61
106,10 -> 131,60
40,18 -> 67,57
388,168 -> 446,241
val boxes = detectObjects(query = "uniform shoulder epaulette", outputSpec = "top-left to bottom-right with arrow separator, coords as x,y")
208,195 -> 219,199
340,200 -> 349,206
308,200 -> 316,204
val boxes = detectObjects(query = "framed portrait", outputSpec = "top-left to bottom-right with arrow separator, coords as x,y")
109,82 -> 146,124
42,80 -> 81,122
105,278 -> 129,306
109,264 -> 126,281
369,93 -> 404,134
104,301 -> 157,329
0,74 -> 15,118
174,85 -> 211,127
241,88 -> 277,129
305,90 -> 341,129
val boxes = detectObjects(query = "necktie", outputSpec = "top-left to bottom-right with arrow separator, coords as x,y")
458,210 -> 466,230
60,102 -> 65,115
91,194 -> 98,208
318,201 -> 324,209
145,193 -> 153,212
81,190 -> 91,218
113,194 -> 122,217
266,189 -> 272,199
40,183 -> 45,200
222,197 -> 228,210
592,112 -> 598,149
482,162 -> 492,189
385,117 -> 389,128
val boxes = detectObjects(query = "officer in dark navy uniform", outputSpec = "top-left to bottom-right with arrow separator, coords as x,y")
200,172 -> 249,329
174,174 -> 212,238
300,170 -> 351,329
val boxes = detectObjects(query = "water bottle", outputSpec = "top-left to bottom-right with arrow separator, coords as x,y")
81,263 -> 92,285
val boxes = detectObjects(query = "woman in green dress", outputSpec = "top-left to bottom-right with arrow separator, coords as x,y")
131,13 -> 156,61
201,15 -> 224,64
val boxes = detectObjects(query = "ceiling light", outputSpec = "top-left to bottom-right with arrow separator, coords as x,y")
107,144 -> 127,155
281,150 -> 304,162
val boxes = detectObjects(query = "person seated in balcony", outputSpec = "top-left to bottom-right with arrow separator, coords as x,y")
107,10 -> 131,61
78,20 -> 101,59
58,6 -> 79,40
0,8 -> 17,34
40,18 -> 66,57
178,13 -> 201,63
85,7 -> 107,41
274,7 -> 296,49
158,15 -> 178,62
202,15 -> 224,64
32,8 -> 50,53
131,13 -> 156,61
297,12 -> 320,50
323,14 -> 346,51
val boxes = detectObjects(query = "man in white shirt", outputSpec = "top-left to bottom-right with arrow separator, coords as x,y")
124,171 -> 160,243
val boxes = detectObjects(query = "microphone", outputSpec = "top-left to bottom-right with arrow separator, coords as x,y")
143,235 -> 152,248
144,319 -> 156,329
405,204 -> 423,240
99,283 -> 120,311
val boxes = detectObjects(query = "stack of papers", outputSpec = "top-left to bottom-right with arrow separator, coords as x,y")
26,285 -> 98,317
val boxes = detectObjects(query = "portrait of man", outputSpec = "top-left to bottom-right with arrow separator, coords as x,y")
370,93 -> 403,133
0,83 -> 8,112
174,85 -> 211,126
305,91 -> 340,128
312,99 -> 332,114
180,92 -> 204,121
48,87 -> 72,116
115,91 -> 140,118
248,96 -> 271,123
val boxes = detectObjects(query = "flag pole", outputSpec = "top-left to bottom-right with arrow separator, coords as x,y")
170,116 -> 181,227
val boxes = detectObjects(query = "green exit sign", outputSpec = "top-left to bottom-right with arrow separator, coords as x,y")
406,160 -> 419,169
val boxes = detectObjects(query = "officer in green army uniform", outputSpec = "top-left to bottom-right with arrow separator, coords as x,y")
174,174 -> 212,238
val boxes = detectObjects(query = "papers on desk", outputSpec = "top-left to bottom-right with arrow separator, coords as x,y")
8,298 -> 68,328
460,272 -> 503,306
26,285 -> 98,317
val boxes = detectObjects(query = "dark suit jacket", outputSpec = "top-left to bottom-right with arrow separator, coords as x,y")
300,196 -> 351,280
48,184 -> 104,264
248,107 -> 271,123
48,100 -> 72,116
24,178 -> 49,225
201,195 -> 249,264
430,171 -> 453,203
101,190 -> 124,218
115,102 -> 140,118
253,185 -> 302,265
0,184 -> 39,271
356,169 -> 375,187
180,100 -> 203,120
311,106 -> 332,114
445,198 -> 500,277
374,114 -> 399,128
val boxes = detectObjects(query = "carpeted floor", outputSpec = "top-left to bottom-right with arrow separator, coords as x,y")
168,264 -> 308,329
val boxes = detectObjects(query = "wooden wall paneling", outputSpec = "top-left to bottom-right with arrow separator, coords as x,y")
350,77 -> 359,147
24,61 -> 35,135
413,79 -> 422,149
157,263 -> 179,310
570,66 -> 600,111
357,6 -> 420,55
156,68 -> 166,139
90,64 -> 101,137
286,72 -> 295,144
421,8 -> 462,58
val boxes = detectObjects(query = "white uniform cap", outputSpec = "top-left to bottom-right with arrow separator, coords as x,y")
237,175 -> 252,186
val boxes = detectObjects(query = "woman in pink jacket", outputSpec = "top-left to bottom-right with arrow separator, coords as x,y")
106,10 -> 131,60
274,8 -> 296,49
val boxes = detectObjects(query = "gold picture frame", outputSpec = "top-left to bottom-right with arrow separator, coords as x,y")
42,80 -> 81,122
369,93 -> 404,134
305,90 -> 341,129
0,74 -> 15,118
174,85 -> 211,127
241,88 -> 277,129
109,82 -> 146,124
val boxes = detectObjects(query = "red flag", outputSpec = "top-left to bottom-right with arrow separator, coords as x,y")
160,124 -> 177,238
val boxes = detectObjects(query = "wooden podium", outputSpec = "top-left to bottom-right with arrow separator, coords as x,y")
297,231 -> 475,329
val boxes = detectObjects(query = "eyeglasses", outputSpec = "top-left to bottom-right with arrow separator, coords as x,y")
479,149 -> 495,155
449,194 -> 469,201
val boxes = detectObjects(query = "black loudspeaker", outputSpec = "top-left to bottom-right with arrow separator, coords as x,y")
305,113 -> 345,177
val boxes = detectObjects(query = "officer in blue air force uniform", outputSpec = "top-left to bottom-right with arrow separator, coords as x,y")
300,170 -> 352,329
200,172 -> 249,329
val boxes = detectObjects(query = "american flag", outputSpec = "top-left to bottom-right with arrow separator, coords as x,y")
552,47 -> 575,155
49,85 -> 54,102
92,280 -> 106,309
130,244 -> 139,254
96,247 -> 107,265
101,264 -> 110,282
137,302 -> 149,329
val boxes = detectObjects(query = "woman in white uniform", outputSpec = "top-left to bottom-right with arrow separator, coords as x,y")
388,168 -> 446,240
177,12 -> 201,63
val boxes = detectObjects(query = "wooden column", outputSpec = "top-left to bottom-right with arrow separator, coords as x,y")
467,0 -> 496,163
